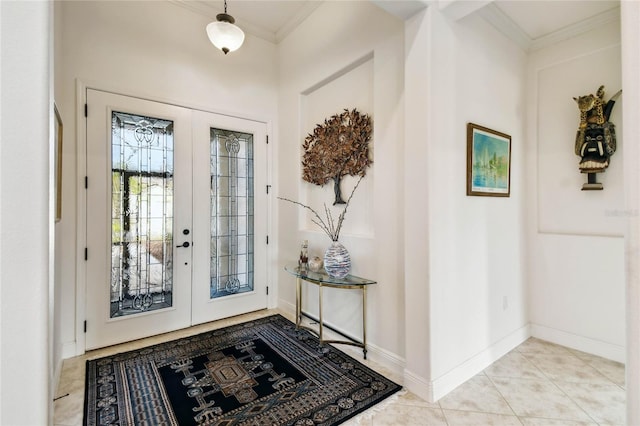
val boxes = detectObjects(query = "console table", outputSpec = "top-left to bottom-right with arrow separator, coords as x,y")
284,264 -> 377,359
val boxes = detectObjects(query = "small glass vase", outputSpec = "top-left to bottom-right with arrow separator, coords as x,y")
323,241 -> 351,279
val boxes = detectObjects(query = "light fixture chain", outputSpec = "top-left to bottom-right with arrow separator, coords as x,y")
224,0 -> 228,14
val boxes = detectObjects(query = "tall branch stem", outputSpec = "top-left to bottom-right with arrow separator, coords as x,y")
278,175 -> 364,242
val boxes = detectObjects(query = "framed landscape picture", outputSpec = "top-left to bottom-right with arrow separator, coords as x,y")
466,123 -> 511,197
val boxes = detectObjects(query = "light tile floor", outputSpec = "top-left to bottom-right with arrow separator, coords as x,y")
54,309 -> 626,425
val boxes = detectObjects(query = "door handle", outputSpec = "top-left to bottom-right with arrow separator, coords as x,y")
176,241 -> 190,248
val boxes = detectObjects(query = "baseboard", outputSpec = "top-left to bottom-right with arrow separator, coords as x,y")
278,298 -> 296,319
277,298 -> 406,380
274,305 -> 627,397
53,356 -> 63,399
339,340 -> 406,381
62,341 -> 77,359
403,368 -> 435,402
530,323 -> 625,363
430,323 -> 530,401
53,341 -> 79,395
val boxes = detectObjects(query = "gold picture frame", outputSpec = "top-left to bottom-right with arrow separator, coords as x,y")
55,104 -> 63,221
466,123 -> 511,197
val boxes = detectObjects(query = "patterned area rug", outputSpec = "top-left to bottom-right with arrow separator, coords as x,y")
84,314 -> 401,425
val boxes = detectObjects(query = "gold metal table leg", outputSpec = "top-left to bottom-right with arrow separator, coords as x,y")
319,283 -> 324,344
296,277 -> 302,329
363,285 -> 367,359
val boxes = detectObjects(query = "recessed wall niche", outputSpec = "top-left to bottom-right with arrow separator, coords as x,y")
537,45 -> 623,237
299,54 -> 375,238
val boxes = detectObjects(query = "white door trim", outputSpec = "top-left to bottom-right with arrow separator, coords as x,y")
73,81 -> 274,355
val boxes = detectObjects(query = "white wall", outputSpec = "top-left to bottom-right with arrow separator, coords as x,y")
51,0 -> 632,413
53,0 -> 64,394
403,7 -> 432,396
0,1 -> 52,424
526,18 -> 625,361
276,1 -> 406,371
621,2 -> 640,423
56,0 -> 278,358
404,6 -> 528,401
2,1 -> 635,423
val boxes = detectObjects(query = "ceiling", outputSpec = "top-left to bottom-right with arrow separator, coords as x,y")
173,0 -> 620,50
490,0 -> 620,50
171,0 -> 323,43
494,0 -> 618,40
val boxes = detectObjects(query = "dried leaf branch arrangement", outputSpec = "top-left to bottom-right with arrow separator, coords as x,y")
278,176 -> 363,242
302,108 -> 372,205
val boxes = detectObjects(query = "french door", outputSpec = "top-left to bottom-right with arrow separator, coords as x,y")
85,90 -> 268,350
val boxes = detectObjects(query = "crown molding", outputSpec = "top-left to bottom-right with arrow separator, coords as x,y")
370,0 -> 431,20
169,0 -> 276,43
477,3 -> 532,51
528,6 -> 620,52
439,0 -> 492,21
169,0 -> 322,44
168,0 -> 620,51
479,3 -> 620,53
274,2 -> 323,43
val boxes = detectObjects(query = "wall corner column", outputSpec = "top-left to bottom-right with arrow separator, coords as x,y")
0,1 -> 52,423
621,2 -> 640,424
403,7 -> 433,402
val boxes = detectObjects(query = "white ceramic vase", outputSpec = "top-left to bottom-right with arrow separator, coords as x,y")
308,256 -> 323,273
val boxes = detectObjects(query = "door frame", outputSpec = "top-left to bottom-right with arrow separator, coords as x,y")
74,81 -> 275,356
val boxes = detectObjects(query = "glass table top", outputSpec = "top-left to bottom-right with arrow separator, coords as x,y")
284,264 -> 377,286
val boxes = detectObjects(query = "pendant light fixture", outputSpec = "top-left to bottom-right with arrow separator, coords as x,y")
206,0 -> 245,54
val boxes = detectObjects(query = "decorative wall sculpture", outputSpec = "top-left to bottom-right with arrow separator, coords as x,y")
573,85 -> 621,190
279,108 -> 372,278
302,109 -> 372,205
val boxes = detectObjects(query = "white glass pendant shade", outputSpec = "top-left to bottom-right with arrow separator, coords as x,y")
206,18 -> 245,54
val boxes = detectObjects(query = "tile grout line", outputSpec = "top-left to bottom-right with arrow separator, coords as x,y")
440,406 -> 526,423
520,352 -> 601,424
439,403 -> 451,426
485,345 -> 543,422
484,372 -> 525,421
586,360 -> 627,392
495,340 -> 601,424
57,322 -> 623,426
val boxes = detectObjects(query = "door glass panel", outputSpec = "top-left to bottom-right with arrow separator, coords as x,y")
210,128 -> 254,298
111,111 -> 174,317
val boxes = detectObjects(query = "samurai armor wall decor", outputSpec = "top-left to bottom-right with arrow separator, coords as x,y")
573,85 -> 621,190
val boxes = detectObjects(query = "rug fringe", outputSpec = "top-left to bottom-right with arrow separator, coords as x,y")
346,389 -> 408,425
